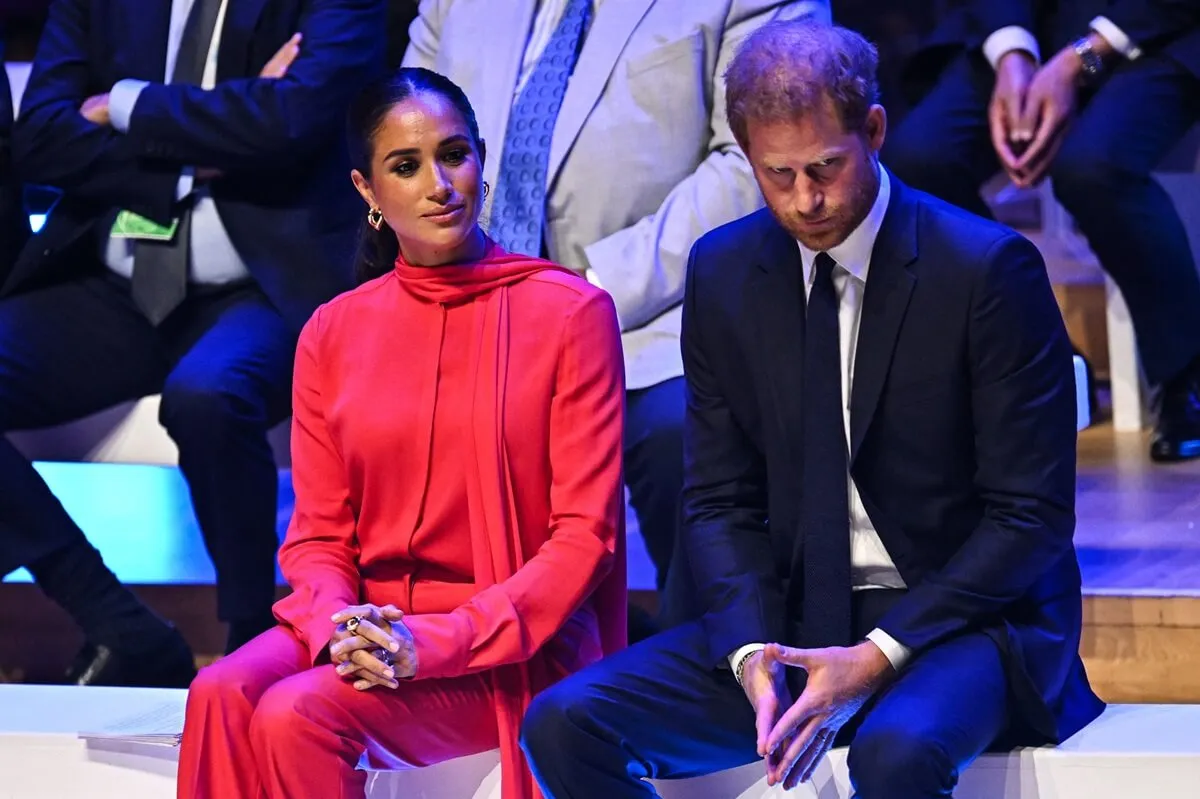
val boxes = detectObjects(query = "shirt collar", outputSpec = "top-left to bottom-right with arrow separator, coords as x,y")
797,165 -> 891,288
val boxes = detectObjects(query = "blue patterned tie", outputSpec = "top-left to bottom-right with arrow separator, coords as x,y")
488,0 -> 592,256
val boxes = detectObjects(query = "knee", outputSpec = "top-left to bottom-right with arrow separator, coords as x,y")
159,377 -> 260,439
520,680 -> 595,765
1049,142 -> 1124,206
248,677 -> 320,750
188,659 -> 252,713
848,721 -> 955,799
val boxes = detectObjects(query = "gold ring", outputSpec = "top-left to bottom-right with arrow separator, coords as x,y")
345,615 -> 363,633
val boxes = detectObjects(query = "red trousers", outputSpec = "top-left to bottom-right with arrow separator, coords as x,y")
176,625 -> 498,798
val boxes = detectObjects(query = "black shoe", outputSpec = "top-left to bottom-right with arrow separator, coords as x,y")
65,626 -> 197,688
1150,357 -> 1200,463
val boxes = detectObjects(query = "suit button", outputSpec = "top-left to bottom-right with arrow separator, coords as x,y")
42,248 -> 53,257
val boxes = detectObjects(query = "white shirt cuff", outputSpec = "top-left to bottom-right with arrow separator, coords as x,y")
865,628 -> 911,671
585,268 -> 604,290
982,26 -> 1041,70
109,79 -> 150,133
176,167 -> 196,202
1090,16 -> 1142,60
728,643 -> 766,683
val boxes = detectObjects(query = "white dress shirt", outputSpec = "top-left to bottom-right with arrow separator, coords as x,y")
515,0 -> 604,95
982,17 -> 1142,70
105,0 -> 250,286
730,167 -> 912,680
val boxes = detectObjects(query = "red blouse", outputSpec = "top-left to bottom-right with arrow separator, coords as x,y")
272,239 -> 626,686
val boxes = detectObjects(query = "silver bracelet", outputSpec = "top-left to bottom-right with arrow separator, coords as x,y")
735,650 -> 757,686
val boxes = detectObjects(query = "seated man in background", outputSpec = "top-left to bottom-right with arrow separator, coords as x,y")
886,0 -> 1200,463
404,0 -> 831,636
0,0 -> 384,686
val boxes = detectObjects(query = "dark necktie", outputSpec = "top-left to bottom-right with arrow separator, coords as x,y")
799,252 -> 853,648
487,0 -> 592,256
131,0 -> 222,325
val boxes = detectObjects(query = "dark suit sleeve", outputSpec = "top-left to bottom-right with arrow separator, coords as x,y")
122,0 -> 386,172
11,0 -> 179,222
1100,0 -> 1200,50
681,242 -> 784,668
965,0 -> 1037,42
878,233 -> 1077,654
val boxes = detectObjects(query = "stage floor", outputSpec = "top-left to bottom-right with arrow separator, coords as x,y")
1075,424 -> 1200,594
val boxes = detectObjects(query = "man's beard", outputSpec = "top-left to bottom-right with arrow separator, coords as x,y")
775,158 -> 880,250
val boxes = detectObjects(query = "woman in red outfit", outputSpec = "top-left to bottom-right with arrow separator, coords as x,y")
177,68 -> 627,799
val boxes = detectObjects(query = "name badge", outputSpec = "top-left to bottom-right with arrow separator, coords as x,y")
110,210 -> 180,242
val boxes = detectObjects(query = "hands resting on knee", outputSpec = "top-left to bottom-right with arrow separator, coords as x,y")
741,642 -> 894,790
328,604 -> 418,691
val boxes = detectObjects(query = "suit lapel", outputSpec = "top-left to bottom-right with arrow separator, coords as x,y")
546,0 -> 655,186
848,174 -> 918,462
216,0 -> 270,81
749,212 -> 807,470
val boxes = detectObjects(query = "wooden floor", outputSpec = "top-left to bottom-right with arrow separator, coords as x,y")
2,422 -> 1199,701
1075,424 -> 1200,594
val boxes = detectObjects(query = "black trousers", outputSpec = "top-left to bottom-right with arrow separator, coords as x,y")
522,591 -> 1011,799
0,271 -> 294,624
885,50 -> 1200,385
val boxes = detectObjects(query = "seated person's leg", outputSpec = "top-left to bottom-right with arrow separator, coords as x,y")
623,376 -> 685,637
179,625 -> 312,798
521,622 -> 758,799
247,647 -> 498,796
1047,54 -> 1200,461
158,284 -> 295,653
0,276 -> 192,685
883,51 -> 1001,219
847,631 -> 1009,799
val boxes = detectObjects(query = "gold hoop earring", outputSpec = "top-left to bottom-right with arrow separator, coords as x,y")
367,207 -> 383,231
482,181 -> 491,199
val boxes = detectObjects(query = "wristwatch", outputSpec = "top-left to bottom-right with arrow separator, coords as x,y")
1071,36 -> 1106,85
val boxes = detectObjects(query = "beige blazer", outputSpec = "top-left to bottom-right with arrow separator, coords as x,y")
405,0 -> 831,389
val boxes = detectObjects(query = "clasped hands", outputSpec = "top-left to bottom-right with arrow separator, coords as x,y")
988,35 -> 1109,188
328,603 -> 418,691
741,640 -> 893,790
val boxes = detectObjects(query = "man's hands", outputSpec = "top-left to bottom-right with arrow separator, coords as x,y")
740,650 -> 791,764
988,32 -> 1116,188
751,641 -> 894,790
988,51 -> 1037,181
80,93 -> 111,126
328,603 -> 418,691
261,33 -> 302,79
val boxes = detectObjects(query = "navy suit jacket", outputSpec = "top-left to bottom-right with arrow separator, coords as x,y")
1,42 -> 29,274
5,0 -> 386,332
680,174 -> 1105,744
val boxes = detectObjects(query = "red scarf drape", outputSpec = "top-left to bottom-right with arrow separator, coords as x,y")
395,240 -> 627,799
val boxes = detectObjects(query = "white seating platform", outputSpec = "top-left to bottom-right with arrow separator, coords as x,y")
1,685 -> 1196,798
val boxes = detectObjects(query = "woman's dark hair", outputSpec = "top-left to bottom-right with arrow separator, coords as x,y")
346,67 -> 484,284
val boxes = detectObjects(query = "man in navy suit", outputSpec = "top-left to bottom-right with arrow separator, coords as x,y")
0,0 -> 384,686
521,21 -> 1103,798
